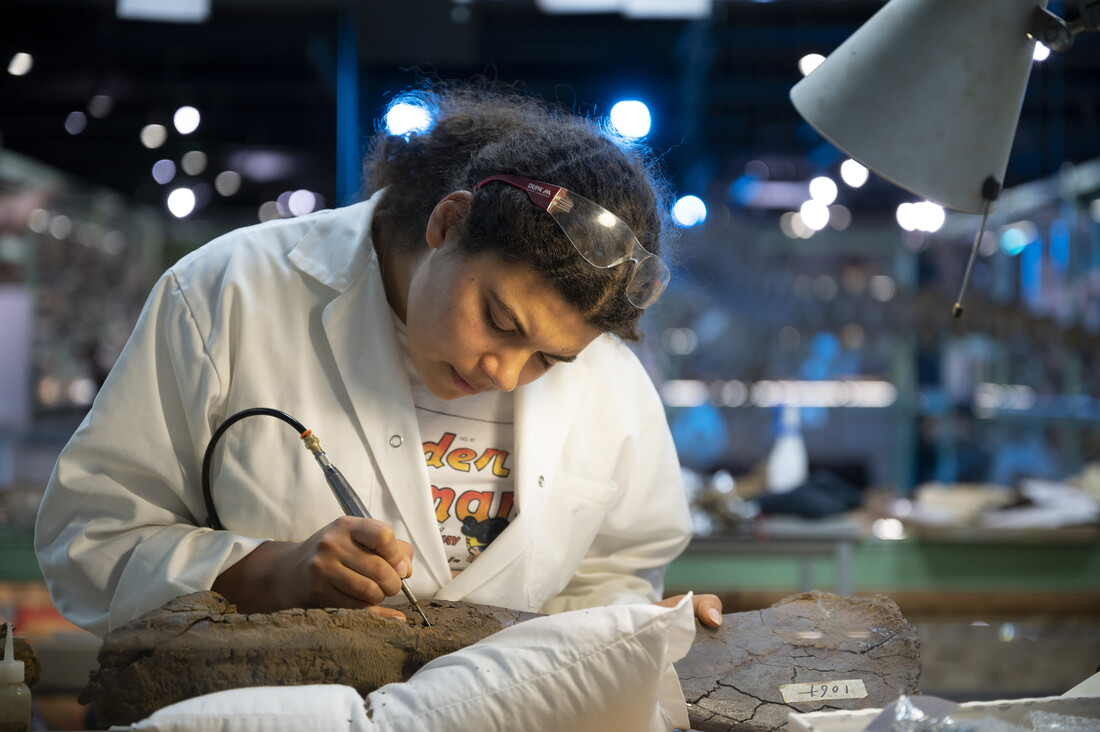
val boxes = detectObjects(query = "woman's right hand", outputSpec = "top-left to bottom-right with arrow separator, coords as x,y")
212,515 -> 415,621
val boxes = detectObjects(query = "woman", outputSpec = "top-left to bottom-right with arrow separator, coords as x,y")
34,82 -> 722,637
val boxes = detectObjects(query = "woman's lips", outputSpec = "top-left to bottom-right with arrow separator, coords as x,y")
451,367 -> 481,395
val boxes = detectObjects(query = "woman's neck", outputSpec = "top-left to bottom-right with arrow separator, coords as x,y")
372,216 -> 421,323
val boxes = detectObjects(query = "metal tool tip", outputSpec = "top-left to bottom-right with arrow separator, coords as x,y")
416,605 -> 431,627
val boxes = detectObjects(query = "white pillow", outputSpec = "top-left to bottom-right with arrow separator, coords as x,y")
129,684 -> 370,732
128,594 -> 696,732
369,593 -> 695,732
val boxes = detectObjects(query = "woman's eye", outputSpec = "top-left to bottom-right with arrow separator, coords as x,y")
484,307 -> 512,334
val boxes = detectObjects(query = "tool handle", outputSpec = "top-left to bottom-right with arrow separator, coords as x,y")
322,464 -> 372,519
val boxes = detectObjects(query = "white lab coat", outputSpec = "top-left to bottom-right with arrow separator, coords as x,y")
34,191 -> 692,638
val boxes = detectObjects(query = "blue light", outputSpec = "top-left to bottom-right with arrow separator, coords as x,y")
672,195 -> 707,227
609,100 -> 651,139
728,175 -> 762,206
1021,231 -> 1042,305
1050,218 -> 1070,273
1000,227 -> 1030,256
384,101 -> 432,137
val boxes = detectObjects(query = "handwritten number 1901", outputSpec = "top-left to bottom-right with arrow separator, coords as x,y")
803,683 -> 849,698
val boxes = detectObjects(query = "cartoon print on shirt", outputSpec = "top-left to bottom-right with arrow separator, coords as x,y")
432,485 -> 516,566
461,515 -> 509,563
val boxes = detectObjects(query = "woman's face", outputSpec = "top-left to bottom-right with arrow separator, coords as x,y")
404,240 -> 602,400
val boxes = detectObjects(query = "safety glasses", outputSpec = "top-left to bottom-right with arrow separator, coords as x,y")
474,174 -> 670,309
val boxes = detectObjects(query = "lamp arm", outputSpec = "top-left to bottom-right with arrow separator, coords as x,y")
1068,0 -> 1100,34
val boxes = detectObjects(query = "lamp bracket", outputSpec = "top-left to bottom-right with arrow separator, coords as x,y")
1030,5 -> 1074,50
981,175 -> 1002,202
1029,1 -> 1100,51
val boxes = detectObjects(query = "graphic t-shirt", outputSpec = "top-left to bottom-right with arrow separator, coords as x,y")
392,314 -> 516,574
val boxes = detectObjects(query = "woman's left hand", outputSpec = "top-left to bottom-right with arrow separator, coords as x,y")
656,593 -> 723,627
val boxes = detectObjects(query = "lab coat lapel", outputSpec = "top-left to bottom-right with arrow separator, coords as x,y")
437,356 -> 587,599
287,200 -> 451,589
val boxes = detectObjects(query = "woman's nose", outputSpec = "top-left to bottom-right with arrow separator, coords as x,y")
481,351 -> 526,392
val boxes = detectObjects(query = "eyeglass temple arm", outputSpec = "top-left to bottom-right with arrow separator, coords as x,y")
475,174 -> 564,213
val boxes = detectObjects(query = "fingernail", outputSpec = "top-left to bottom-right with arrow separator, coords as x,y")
708,609 -> 722,626
395,561 -> 409,578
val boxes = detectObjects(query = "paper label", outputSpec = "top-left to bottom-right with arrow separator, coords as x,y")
780,679 -> 868,703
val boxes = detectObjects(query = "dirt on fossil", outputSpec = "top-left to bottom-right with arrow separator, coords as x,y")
81,590 -> 920,730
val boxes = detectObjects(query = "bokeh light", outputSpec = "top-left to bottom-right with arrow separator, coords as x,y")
809,176 -> 838,205
609,100 -> 651,139
7,52 -> 33,76
181,150 -> 207,176
140,124 -> 168,149
167,187 -> 196,217
65,111 -> 87,135
798,53 -> 826,77
800,199 -> 830,230
88,94 -> 113,118
152,159 -> 176,184
840,159 -> 869,188
672,195 -> 707,227
215,170 -> 242,196
385,101 -> 432,136
173,105 -> 201,134
287,189 -> 318,217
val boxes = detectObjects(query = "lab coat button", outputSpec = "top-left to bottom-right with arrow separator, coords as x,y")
538,475 -> 545,487
389,435 -> 403,447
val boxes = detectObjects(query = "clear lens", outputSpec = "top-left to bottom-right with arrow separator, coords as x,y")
551,190 -> 669,308
627,255 -> 670,308
553,193 -> 635,267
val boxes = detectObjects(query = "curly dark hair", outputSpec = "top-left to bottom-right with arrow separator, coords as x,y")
362,81 -> 676,341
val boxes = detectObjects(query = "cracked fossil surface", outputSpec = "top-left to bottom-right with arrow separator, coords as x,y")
677,591 -> 920,731
81,590 -> 919,730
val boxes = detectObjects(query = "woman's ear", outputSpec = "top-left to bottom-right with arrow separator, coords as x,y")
426,190 -> 474,249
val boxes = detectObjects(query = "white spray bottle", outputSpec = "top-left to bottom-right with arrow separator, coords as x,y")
1,622 -> 32,732
765,405 -> 808,494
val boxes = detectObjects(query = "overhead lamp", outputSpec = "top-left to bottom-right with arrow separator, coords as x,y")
790,0 -> 1100,317
117,0 -> 209,23
535,0 -> 709,18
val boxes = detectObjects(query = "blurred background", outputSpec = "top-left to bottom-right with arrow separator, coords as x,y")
2,0 -> 1099,727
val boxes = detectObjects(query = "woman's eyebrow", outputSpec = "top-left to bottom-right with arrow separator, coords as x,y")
492,292 -> 579,364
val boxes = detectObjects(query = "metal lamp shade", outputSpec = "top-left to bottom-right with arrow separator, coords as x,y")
790,0 -> 1043,214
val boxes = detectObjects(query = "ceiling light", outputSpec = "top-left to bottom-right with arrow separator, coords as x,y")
215,171 -> 241,197
88,94 -> 113,118
808,176 -> 837,205
181,150 -> 207,176
609,100 -> 652,139
672,195 -> 707,227
797,53 -> 825,77
152,160 -> 176,184
839,159 -> 869,188
140,124 -> 168,149
173,106 -> 200,135
167,188 -> 196,217
116,0 -> 210,23
384,101 -> 432,137
7,52 -> 33,76
64,112 -> 87,135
